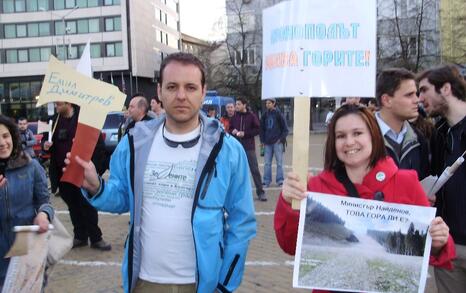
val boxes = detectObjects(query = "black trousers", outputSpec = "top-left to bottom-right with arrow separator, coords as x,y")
59,181 -> 103,243
245,149 -> 265,196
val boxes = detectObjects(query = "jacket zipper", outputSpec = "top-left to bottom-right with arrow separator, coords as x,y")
128,134 -> 135,291
191,132 -> 225,292
223,254 -> 240,286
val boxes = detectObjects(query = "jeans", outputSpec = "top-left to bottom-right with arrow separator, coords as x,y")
263,142 -> 284,185
245,150 -> 265,196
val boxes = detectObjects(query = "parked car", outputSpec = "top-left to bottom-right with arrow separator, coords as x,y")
202,91 -> 235,118
102,111 -> 125,154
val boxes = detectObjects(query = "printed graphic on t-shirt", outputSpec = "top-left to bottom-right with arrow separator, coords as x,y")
143,160 -> 196,208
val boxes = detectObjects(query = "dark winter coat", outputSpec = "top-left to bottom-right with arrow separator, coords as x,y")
430,116 -> 466,245
384,122 -> 430,180
229,111 -> 260,151
260,108 -> 288,145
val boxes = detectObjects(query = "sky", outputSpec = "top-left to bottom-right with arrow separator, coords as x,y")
179,0 -> 226,41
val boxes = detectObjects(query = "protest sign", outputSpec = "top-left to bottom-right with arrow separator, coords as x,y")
262,0 -> 376,208
262,0 -> 376,99
36,54 -> 125,187
2,232 -> 48,293
294,192 -> 435,293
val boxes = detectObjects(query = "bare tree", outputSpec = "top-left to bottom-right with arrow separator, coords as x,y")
377,0 -> 439,72
210,0 -> 263,109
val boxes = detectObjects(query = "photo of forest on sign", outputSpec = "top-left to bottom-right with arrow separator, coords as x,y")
295,194 -> 433,293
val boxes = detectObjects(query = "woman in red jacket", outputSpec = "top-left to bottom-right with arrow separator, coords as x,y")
274,104 -> 455,292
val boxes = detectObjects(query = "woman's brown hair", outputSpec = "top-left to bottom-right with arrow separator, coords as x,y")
324,104 -> 386,171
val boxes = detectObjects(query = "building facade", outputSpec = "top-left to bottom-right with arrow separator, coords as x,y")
440,0 -> 466,75
0,0 -> 180,120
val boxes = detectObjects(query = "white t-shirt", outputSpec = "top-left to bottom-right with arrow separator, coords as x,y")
139,125 -> 202,284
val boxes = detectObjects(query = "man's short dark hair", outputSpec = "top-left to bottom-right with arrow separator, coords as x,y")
376,68 -> 415,106
151,95 -> 163,108
417,65 -> 466,101
18,117 -> 27,122
159,52 -> 206,87
131,94 -> 149,114
236,97 -> 248,105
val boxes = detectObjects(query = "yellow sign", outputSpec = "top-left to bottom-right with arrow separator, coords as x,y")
37,55 -> 125,129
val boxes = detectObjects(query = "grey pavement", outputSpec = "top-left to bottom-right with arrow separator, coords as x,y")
45,133 -> 438,292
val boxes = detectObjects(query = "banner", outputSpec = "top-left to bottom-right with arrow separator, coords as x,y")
262,0 -> 376,99
294,192 -> 435,293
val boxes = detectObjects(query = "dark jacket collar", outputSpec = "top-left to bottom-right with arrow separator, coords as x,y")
7,152 -> 31,170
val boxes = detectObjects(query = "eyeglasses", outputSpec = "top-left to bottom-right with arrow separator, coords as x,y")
162,126 -> 201,148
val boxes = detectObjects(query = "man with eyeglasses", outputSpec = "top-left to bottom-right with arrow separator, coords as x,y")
375,68 -> 430,180
69,52 -> 256,293
418,65 -> 466,293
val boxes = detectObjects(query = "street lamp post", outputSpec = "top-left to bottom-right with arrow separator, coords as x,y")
40,5 -> 79,61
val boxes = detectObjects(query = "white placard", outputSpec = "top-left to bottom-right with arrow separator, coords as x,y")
294,192 -> 435,293
262,0 -> 377,99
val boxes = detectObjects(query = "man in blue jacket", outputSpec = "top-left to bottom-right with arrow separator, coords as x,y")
260,98 -> 288,187
71,52 -> 256,293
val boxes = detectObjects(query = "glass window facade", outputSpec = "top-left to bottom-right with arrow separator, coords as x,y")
89,18 -> 99,32
6,50 -> 18,63
39,22 -> 50,36
26,0 -> 38,11
28,23 -> 39,37
53,0 -> 64,10
29,48 -> 41,62
18,49 -> 28,62
90,43 -> 101,58
17,24 -> 27,37
3,0 -> 15,13
40,47 -> 51,61
77,19 -> 88,33
4,24 -> 16,38
105,42 -> 122,57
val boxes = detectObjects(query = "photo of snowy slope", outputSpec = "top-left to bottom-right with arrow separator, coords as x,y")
294,193 -> 436,293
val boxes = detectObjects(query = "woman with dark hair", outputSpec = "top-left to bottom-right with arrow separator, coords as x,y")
0,115 -> 53,288
274,104 -> 455,292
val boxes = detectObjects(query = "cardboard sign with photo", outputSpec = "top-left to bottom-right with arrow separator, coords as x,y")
294,192 -> 435,293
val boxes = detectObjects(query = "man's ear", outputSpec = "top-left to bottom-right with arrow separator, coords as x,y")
440,82 -> 452,97
157,83 -> 162,101
380,94 -> 391,108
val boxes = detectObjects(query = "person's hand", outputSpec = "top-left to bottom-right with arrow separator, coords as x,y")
33,212 -> 50,233
64,153 -> 100,195
0,175 -> 7,188
44,141 -> 53,151
232,129 -> 238,135
430,216 -> 449,255
281,172 -> 307,204
237,131 -> 245,138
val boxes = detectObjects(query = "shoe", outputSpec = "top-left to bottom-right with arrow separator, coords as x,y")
277,181 -> 283,187
262,183 -> 270,188
258,193 -> 268,202
72,238 -> 88,248
90,240 -> 112,251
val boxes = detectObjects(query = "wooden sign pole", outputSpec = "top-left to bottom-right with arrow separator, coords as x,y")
291,96 -> 310,210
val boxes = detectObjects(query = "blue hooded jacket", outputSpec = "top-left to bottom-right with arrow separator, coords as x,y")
83,114 -> 256,292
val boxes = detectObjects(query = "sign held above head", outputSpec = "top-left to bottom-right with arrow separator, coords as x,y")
37,48 -> 126,187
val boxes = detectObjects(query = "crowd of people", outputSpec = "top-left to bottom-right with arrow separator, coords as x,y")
0,51 -> 465,293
